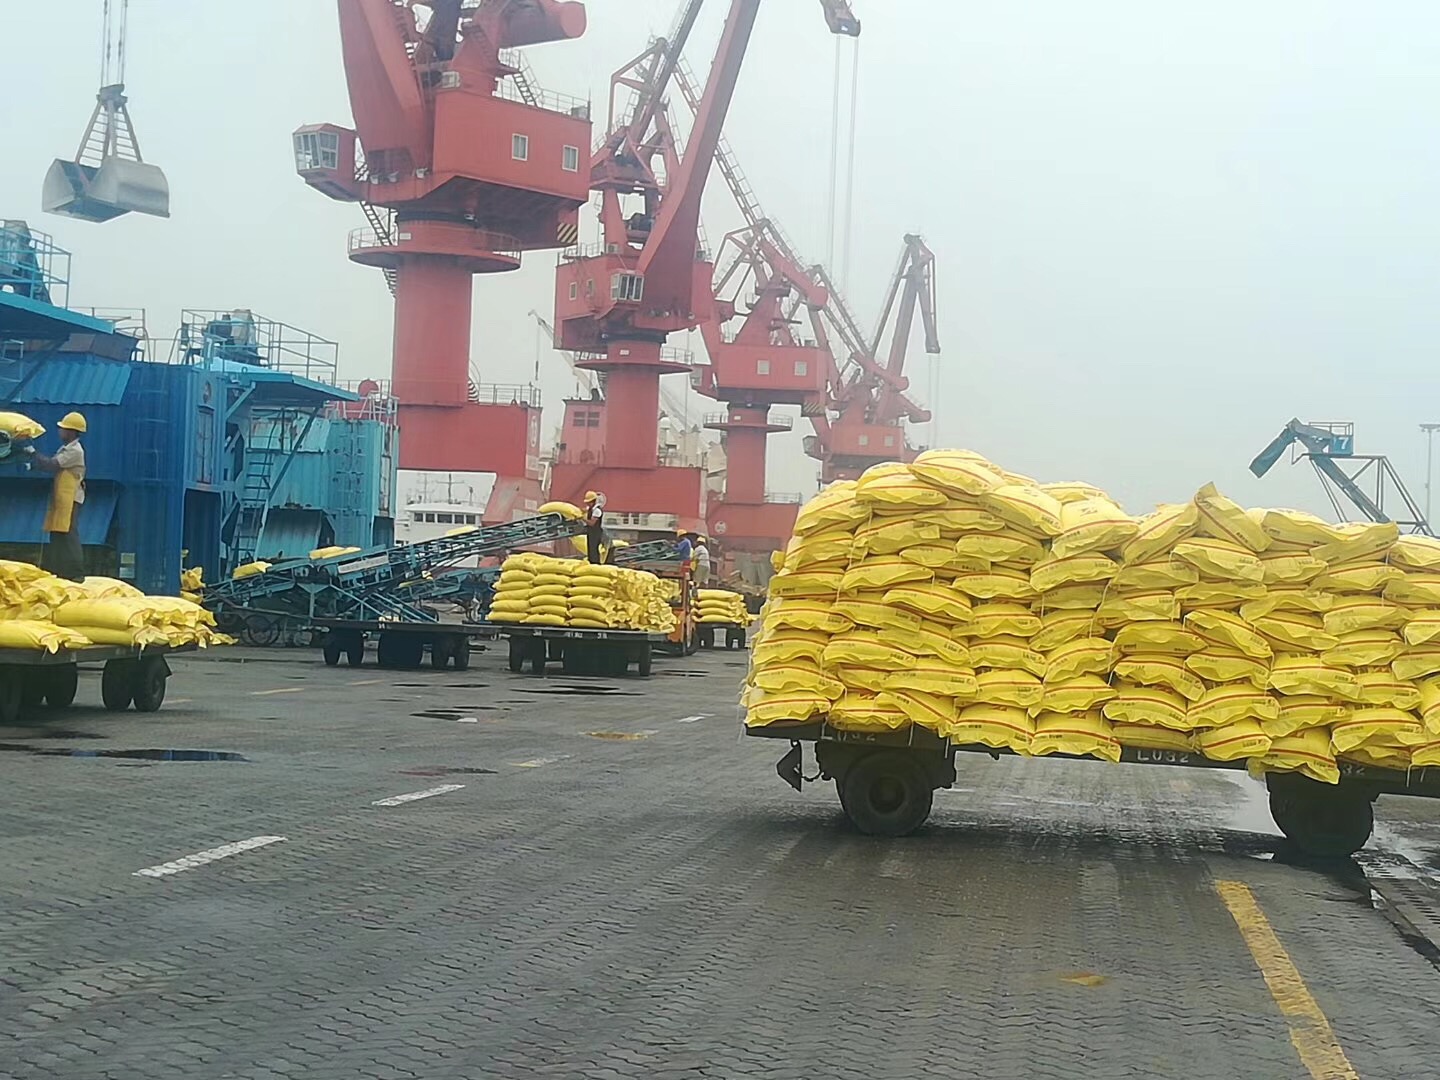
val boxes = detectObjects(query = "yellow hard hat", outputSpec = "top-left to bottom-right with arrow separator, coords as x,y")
584,490 -> 599,501
58,411 -> 87,433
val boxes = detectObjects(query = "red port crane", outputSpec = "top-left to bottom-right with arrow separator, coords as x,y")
548,0 -> 859,526
294,0 -> 593,519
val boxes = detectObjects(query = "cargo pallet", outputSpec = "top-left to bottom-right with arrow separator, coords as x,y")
313,619 -> 492,671
696,622 -> 747,649
498,625 -> 668,677
0,644 -> 195,724
746,719 -> 1440,858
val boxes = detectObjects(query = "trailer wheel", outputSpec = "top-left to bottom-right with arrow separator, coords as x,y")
244,614 -> 280,647
131,656 -> 169,713
20,672 -> 45,707
101,660 -> 135,711
0,668 -> 21,724
399,635 -> 425,669
527,640 -> 547,675
44,664 -> 79,708
1268,775 -> 1374,857
508,638 -> 524,673
637,647 -> 653,677
430,637 -> 453,670
322,635 -> 344,667
344,633 -> 365,668
452,637 -> 471,671
698,626 -> 713,649
838,751 -> 934,837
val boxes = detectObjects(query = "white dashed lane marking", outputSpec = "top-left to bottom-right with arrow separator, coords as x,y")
371,784 -> 465,807
134,836 -> 286,878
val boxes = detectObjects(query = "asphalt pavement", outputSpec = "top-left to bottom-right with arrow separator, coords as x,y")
4,642 -> 1440,1079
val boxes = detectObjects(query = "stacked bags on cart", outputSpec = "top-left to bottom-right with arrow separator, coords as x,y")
745,450 -> 1440,784
487,554 -> 675,633
697,589 -> 749,625
0,560 -> 233,652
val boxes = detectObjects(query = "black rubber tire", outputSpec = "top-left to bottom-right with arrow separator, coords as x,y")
44,664 -> 79,708
101,659 -> 135,711
400,635 -> 425,669
0,668 -> 21,724
376,633 -> 400,669
20,672 -> 45,707
345,634 -> 365,667
430,637 -> 453,670
245,614 -> 280,647
698,627 -> 713,649
131,656 -> 168,713
527,640 -> 546,675
838,751 -> 935,837
637,647 -> 653,677
322,635 -> 343,667
452,638 -> 471,671
508,638 -> 524,673
1269,780 -> 1374,858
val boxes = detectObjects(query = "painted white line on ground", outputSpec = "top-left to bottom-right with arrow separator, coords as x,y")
372,784 -> 465,807
134,836 -> 286,878
676,714 -> 710,724
351,678 -> 385,686
167,698 -> 193,705
510,755 -> 569,768
457,716 -> 480,724
251,687 -> 304,696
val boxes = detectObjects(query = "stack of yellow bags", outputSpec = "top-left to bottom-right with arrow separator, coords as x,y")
486,554 -> 675,633
745,450 -> 1440,785
181,566 -> 205,604
0,561 -> 233,652
697,589 -> 749,625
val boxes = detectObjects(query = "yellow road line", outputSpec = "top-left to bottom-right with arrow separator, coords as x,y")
1215,880 -> 1360,1080
250,687 -> 304,696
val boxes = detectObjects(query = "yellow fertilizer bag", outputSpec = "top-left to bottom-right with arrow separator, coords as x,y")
1113,621 -> 1205,655
1175,581 -> 1266,610
1188,685 -> 1280,727
974,669 -> 1044,709
855,463 -> 948,509
834,667 -> 891,693
842,557 -> 934,592
53,598 -> 152,631
1050,498 -> 1138,559
954,532 -> 1046,566
1324,597 -> 1409,636
1393,645 -> 1440,682
1269,655 -> 1364,701
1313,521 -> 1399,565
1094,589 -> 1180,626
1030,710 -> 1121,763
1111,722 -> 1194,753
947,704 -> 1034,752
793,481 -> 865,535
1184,609 -> 1273,660
1386,573 -> 1440,607
1422,679 -> 1440,733
1391,536 -> 1440,572
1248,611 -> 1338,653
1029,553 -> 1118,593
967,602 -> 1042,639
752,662 -> 844,701
66,624 -> 169,648
1331,708 -> 1425,756
532,573 -> 571,588
900,544 -> 968,571
0,411 -> 45,439
908,450 -> 1005,497
1042,481 -> 1110,505
1258,551 -> 1328,586
1045,637 -> 1114,682
979,484 -> 1064,538
751,630 -> 830,665
1041,677 -> 1119,714
905,622 -> 971,665
914,504 -> 1007,535
1266,695 -> 1350,737
1122,502 -> 1199,565
1355,670 -> 1421,711
744,687 -> 829,727
537,500 -> 584,520
823,631 -> 917,671
1320,562 -> 1403,594
879,689 -> 958,733
786,529 -> 856,568
835,598 -> 923,636
1113,654 -> 1206,702
1254,507 -> 1338,548
852,518 -> 941,557
1170,537 -> 1264,583
1042,583 -> 1115,612
1240,588 -> 1335,619
1186,649 -> 1270,689
1112,559 -> 1198,591
487,608 -> 526,623
0,620 -> 91,653
489,597 -> 529,614
1032,609 -> 1098,652
770,565 -> 846,599
889,661 -> 979,700
969,636 -> 1048,677
1408,737 -> 1440,768
950,566 -> 1037,601
1103,684 -> 1192,731
887,583 -> 973,625
523,612 -> 567,626
831,692 -> 910,733
232,561 -> 271,580
1193,720 -> 1273,762
1194,482 -> 1272,552
1404,611 -> 1440,647
767,600 -> 854,635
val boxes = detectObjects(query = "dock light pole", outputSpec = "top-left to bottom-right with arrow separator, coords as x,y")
1422,423 -> 1440,529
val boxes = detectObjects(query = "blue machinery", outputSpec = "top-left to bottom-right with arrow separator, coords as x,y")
1249,419 -> 1433,536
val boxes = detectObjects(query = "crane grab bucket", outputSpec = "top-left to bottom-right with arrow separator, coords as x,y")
42,86 -> 170,223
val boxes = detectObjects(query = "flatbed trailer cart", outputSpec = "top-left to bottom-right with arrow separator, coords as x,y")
746,719 -> 1440,858
0,643 -> 195,724
697,622 -> 747,649
499,625 -> 668,677
312,618 -> 493,671
610,540 -> 697,656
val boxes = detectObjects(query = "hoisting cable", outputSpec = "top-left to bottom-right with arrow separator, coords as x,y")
838,35 -> 861,296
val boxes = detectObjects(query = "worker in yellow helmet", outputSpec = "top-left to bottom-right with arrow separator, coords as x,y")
31,411 -> 88,580
582,490 -> 607,565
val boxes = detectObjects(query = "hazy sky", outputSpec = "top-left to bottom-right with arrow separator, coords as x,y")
4,1 -> 1440,523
